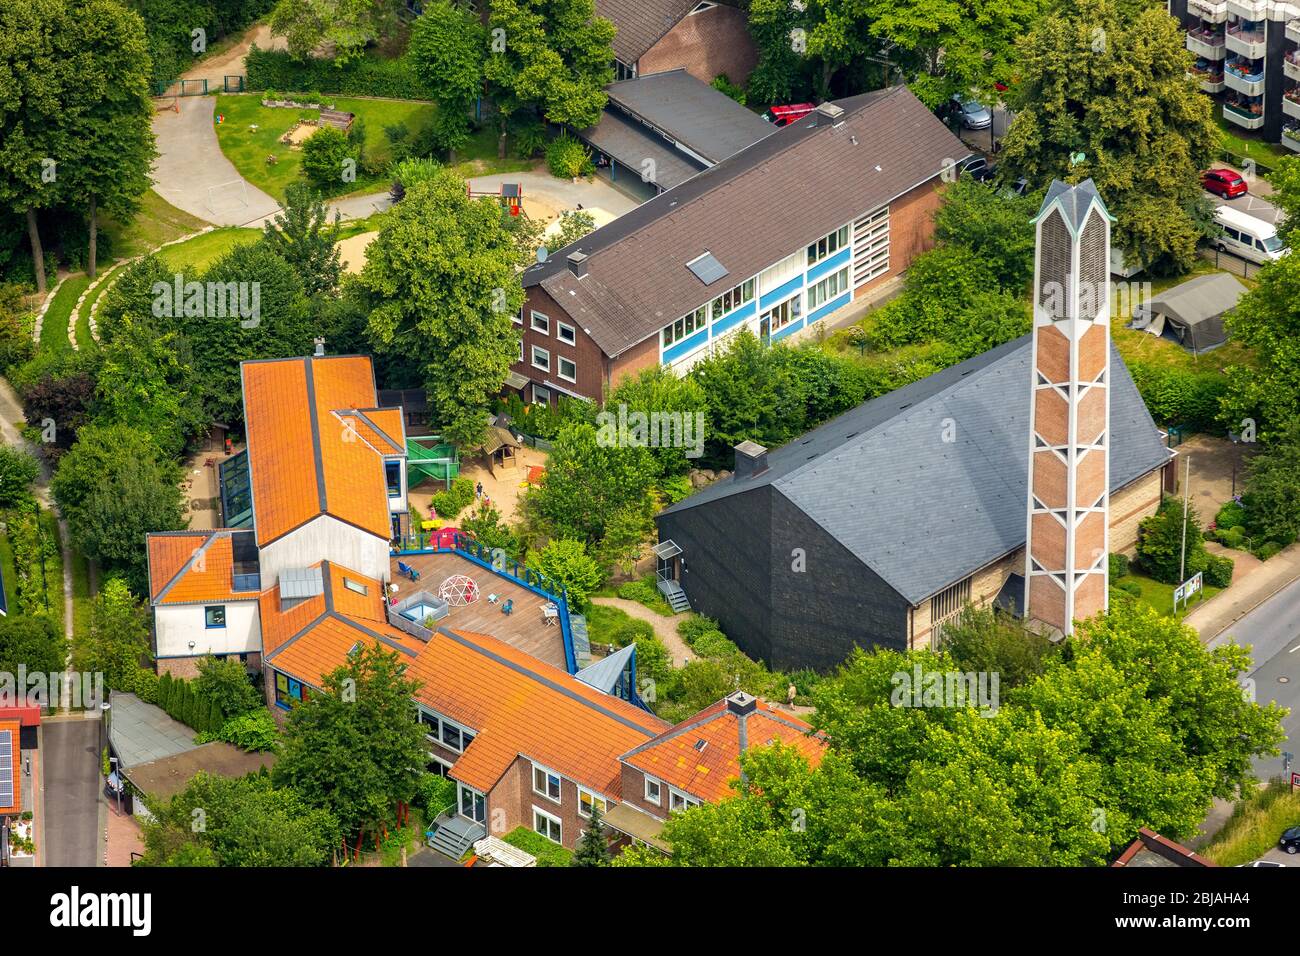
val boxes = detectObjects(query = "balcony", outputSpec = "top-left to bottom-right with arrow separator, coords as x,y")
1283,123 -> 1300,152
1224,57 -> 1266,95
1228,0 -> 1267,19
1287,49 -> 1300,81
1285,86 -> 1300,119
1190,64 -> 1227,92
1226,22 -> 1267,58
1187,28 -> 1227,60
1224,99 -> 1266,129
1189,0 -> 1229,22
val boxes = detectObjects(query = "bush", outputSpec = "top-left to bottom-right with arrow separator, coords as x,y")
546,133 -> 592,179
246,46 -> 426,100
1255,540 -> 1283,561
0,446 -> 38,508
1125,361 -> 1228,431
300,125 -> 353,189
1108,552 -> 1129,579
415,773 -> 458,816
615,576 -> 672,613
710,73 -> 746,105
510,117 -> 548,159
1204,553 -> 1235,589
1214,525 -> 1246,549
194,655 -> 262,718
1116,579 -> 1143,597
677,615 -> 721,646
691,629 -> 738,658
609,617 -> 654,649
501,826 -> 573,866
1137,498 -> 1208,585
200,709 -> 279,752
430,477 -> 475,520
1216,500 -> 1247,530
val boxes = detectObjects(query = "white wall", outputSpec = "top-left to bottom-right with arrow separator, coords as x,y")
154,600 -> 261,659
258,515 -> 390,583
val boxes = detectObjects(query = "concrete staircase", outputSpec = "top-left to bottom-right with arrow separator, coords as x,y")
426,813 -> 485,861
657,579 -> 691,613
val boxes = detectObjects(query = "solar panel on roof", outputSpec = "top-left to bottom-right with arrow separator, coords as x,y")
686,252 -> 728,285
0,730 -> 13,807
280,567 -> 324,600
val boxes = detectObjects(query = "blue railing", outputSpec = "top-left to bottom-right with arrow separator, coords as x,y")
393,532 -> 578,674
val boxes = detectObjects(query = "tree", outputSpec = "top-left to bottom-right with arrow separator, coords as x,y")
0,0 -> 78,293
483,0 -> 615,156
63,0 -> 157,279
746,0 -> 813,104
526,538 -> 604,611
932,177 -> 1041,293
70,578 -> 150,692
606,366 -> 710,479
17,361 -> 96,457
273,642 -> 428,838
0,615 -> 65,685
1222,253 -> 1300,440
300,125 -> 354,191
359,168 -> 523,448
408,1 -> 485,164
1136,497 -> 1207,585
194,654 -> 262,719
998,0 -> 1217,273
269,0 -> 403,66
1242,424 -> 1300,546
524,422 -> 657,546
141,771 -> 340,867
52,421 -> 179,522
0,446 -> 39,507
261,183 -> 343,298
542,209 -> 596,258
938,605 -> 1056,690
572,803 -> 611,866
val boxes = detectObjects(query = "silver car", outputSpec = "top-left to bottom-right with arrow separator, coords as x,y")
952,96 -> 993,130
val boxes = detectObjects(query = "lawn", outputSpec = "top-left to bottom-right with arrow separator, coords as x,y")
1116,570 -> 1220,619
448,125 -> 537,180
70,548 -> 92,640
1112,325 -> 1255,373
39,274 -> 90,357
0,532 -> 18,613
1203,779 -> 1299,866
156,227 -> 261,273
214,93 -> 437,201
101,189 -> 211,260
1216,115 -> 1290,173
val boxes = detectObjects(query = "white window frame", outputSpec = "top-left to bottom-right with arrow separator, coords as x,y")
661,304 -> 708,349
644,776 -> 662,805
807,224 -> 850,267
342,577 -> 368,595
513,306 -> 523,326
668,787 -> 701,813
578,787 -> 608,818
557,356 -> 577,382
533,806 -> 563,844
532,384 -> 551,405
531,345 -> 550,372
530,310 -> 550,334
517,336 -> 524,363
532,762 -> 563,804
807,266 -> 849,311
557,321 -> 576,345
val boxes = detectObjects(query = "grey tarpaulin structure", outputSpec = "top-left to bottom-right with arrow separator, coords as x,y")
1130,273 -> 1244,354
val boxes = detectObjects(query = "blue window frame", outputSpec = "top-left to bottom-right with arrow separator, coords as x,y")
204,605 -> 226,629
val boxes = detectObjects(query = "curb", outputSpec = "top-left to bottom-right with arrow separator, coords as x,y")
1195,557 -> 1300,644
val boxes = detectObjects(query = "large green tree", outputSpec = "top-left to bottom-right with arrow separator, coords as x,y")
261,183 -> 343,299
273,643 -> 429,839
1242,423 -> 1300,546
1221,252 -> 1300,441
998,0 -> 1217,273
269,0 -> 403,65
483,0 -> 615,156
408,0 -> 485,162
359,167 -> 523,448
70,578 -> 151,691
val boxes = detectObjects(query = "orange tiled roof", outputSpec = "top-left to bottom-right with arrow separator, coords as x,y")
241,355 -> 402,546
147,532 -> 253,606
263,577 -> 671,799
0,719 -> 20,815
620,697 -> 826,804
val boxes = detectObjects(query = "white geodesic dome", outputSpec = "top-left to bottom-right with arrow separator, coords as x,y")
438,574 -> 480,607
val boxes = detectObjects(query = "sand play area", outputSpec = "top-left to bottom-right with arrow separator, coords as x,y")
338,231 -> 378,274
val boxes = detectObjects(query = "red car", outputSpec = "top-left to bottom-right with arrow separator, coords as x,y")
1202,168 -> 1249,198
763,103 -> 817,127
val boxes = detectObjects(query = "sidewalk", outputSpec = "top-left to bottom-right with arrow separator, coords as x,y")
104,800 -> 144,866
1185,542 -> 1300,642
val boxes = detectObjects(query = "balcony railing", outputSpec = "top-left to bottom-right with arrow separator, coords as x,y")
1224,100 -> 1266,128
1226,23 -> 1267,57
1187,29 -> 1228,60
1287,51 -> 1300,81
1289,17 -> 1300,45
1189,0 -> 1228,21
1227,0 -> 1268,20
1283,124 -> 1300,151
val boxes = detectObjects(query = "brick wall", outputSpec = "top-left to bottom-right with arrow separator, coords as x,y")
486,755 -> 605,850
1110,469 -> 1163,554
853,179 -> 944,300
637,6 -> 758,86
157,652 -> 261,680
514,287 -> 610,403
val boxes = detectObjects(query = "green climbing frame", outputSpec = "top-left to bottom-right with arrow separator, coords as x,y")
407,436 -> 459,488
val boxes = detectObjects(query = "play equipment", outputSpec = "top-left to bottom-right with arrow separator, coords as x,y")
406,435 -> 459,488
438,574 -> 479,607
467,182 -> 524,217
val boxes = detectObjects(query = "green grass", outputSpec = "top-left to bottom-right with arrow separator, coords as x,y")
39,274 -> 90,357
1203,779 -> 1299,866
214,93 -> 437,201
70,548 -> 92,639
1216,115 -> 1290,171
448,125 -> 536,179
1112,325 -> 1255,374
101,189 -> 211,260
74,263 -> 127,351
1116,570 -> 1221,619
156,227 -> 261,273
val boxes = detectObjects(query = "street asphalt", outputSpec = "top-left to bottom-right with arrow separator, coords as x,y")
42,719 -> 101,868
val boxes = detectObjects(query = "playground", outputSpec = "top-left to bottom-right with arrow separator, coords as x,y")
404,437 -> 548,528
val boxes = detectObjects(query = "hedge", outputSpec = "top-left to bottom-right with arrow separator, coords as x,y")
246,46 -> 427,101
1124,361 -> 1227,432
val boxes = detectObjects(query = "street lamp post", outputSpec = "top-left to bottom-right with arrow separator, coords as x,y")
1229,429 -> 1241,498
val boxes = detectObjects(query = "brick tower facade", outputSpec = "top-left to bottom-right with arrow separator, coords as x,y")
1024,180 -> 1114,637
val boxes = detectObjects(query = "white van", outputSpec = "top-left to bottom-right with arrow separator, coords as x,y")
1213,206 -> 1286,264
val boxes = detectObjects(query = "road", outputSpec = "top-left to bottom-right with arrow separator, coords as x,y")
42,719 -> 101,867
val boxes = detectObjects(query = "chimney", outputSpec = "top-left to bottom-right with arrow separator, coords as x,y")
1024,180 -> 1113,638
725,690 -> 756,716
733,440 -> 769,480
567,251 -> 588,278
313,337 -> 326,357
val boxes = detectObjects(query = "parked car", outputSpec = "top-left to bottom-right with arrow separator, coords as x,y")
762,103 -> 816,127
1213,206 -> 1286,263
959,155 -> 994,182
950,95 -> 993,130
1279,826 -> 1300,854
1237,860 -> 1286,867
1202,168 -> 1248,198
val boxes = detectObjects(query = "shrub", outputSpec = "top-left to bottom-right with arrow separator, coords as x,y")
615,576 -> 672,613
677,615 -> 721,646
1137,498 -> 1208,585
692,630 -> 738,658
1214,526 -> 1246,549
1204,553 -> 1235,589
0,446 -> 38,508
246,46 -> 426,100
1255,540 -> 1283,561
430,476 -> 475,520
710,73 -> 746,105
609,618 -> 654,648
546,133 -> 592,179
1124,361 -> 1228,431
201,709 -> 279,752
195,655 -> 262,718
1216,500 -> 1247,530
635,634 -> 674,685
510,117 -> 548,159
301,125 -> 353,189
502,826 -> 573,866
1108,552 -> 1129,579
415,773 -> 458,816
1116,578 -> 1143,597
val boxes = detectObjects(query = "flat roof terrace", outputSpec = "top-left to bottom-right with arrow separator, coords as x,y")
390,550 -> 571,672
